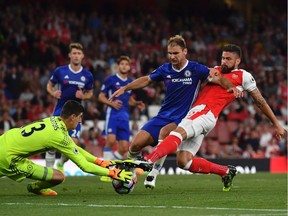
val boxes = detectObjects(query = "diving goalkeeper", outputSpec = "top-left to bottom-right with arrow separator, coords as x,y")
0,100 -> 132,196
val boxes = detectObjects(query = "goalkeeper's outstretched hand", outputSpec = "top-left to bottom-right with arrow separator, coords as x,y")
108,168 -> 133,182
95,158 -> 123,168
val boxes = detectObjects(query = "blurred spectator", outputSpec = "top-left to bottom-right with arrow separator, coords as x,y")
279,136 -> 287,156
265,137 -> 281,158
0,0 -> 286,158
4,66 -> 22,99
242,144 -> 255,158
0,111 -> 15,134
259,124 -> 273,149
11,100 -> 28,123
19,87 -> 34,101
205,137 -> 221,159
84,101 -> 101,120
245,129 -> 260,152
226,101 -> 251,121
130,121 -> 139,140
231,137 -> 243,158
82,126 -> 106,157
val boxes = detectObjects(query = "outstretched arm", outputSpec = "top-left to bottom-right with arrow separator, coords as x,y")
109,76 -> 152,101
64,146 -> 132,182
249,88 -> 286,140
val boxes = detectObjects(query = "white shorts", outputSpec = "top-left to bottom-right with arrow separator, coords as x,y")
177,104 -> 217,156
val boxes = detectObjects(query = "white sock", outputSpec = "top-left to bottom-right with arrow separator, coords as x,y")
113,151 -> 124,160
152,155 -> 167,173
150,140 -> 166,175
103,147 -> 113,160
127,148 -> 142,159
183,160 -> 193,170
45,151 -> 56,167
59,154 -> 69,165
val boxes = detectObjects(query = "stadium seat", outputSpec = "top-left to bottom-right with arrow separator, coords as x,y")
216,120 -> 232,144
226,120 -> 239,134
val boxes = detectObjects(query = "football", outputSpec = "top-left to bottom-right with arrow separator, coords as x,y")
112,177 -> 137,194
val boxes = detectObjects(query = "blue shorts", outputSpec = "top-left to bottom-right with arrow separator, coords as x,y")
68,123 -> 81,139
103,118 -> 130,141
141,116 -> 181,146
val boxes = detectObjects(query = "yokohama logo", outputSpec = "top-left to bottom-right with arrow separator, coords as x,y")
171,78 -> 192,82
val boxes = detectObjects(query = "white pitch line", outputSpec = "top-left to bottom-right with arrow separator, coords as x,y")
172,206 -> 287,212
1,203 -> 287,213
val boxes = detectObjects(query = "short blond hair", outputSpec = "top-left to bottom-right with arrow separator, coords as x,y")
69,43 -> 84,52
117,56 -> 130,65
167,35 -> 186,49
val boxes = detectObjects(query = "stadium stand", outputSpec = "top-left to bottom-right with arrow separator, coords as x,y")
0,0 -> 286,159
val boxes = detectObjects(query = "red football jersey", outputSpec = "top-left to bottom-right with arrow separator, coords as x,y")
193,66 -> 257,117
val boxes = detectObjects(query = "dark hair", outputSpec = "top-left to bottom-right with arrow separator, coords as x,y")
69,42 -> 84,52
168,35 -> 186,50
61,100 -> 84,119
117,56 -> 130,64
222,44 -> 242,59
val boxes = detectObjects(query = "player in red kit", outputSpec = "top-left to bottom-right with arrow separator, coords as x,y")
144,44 -> 286,191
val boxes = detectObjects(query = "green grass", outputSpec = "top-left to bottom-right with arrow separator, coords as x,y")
0,173 -> 287,216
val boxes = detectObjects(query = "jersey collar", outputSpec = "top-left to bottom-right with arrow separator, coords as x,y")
172,59 -> 188,72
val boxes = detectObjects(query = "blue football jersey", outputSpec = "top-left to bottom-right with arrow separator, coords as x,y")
50,65 -> 94,116
149,60 -> 209,121
101,73 -> 132,120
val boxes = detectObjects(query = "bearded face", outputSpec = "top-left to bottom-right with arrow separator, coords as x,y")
221,64 -> 235,74
221,51 -> 240,74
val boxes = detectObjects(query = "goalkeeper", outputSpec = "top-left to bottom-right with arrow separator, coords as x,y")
0,100 -> 132,196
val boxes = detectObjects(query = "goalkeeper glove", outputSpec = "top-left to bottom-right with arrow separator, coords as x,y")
108,167 -> 133,182
95,158 -> 125,168
94,158 -> 115,168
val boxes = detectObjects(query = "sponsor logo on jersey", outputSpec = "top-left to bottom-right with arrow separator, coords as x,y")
171,77 -> 192,85
67,80 -> 85,88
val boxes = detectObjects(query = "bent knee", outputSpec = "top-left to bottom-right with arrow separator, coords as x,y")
130,142 -> 145,152
52,169 -> 65,184
130,130 -> 154,152
176,152 -> 193,168
177,158 -> 189,169
130,137 -> 152,152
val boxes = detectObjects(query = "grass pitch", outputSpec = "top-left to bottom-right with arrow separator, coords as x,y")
0,173 -> 287,216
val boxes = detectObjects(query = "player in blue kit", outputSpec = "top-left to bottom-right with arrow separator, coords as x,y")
45,42 -> 94,171
98,56 -> 145,182
109,35 -> 236,188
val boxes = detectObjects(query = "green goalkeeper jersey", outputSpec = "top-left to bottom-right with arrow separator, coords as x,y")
0,116 -> 109,176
